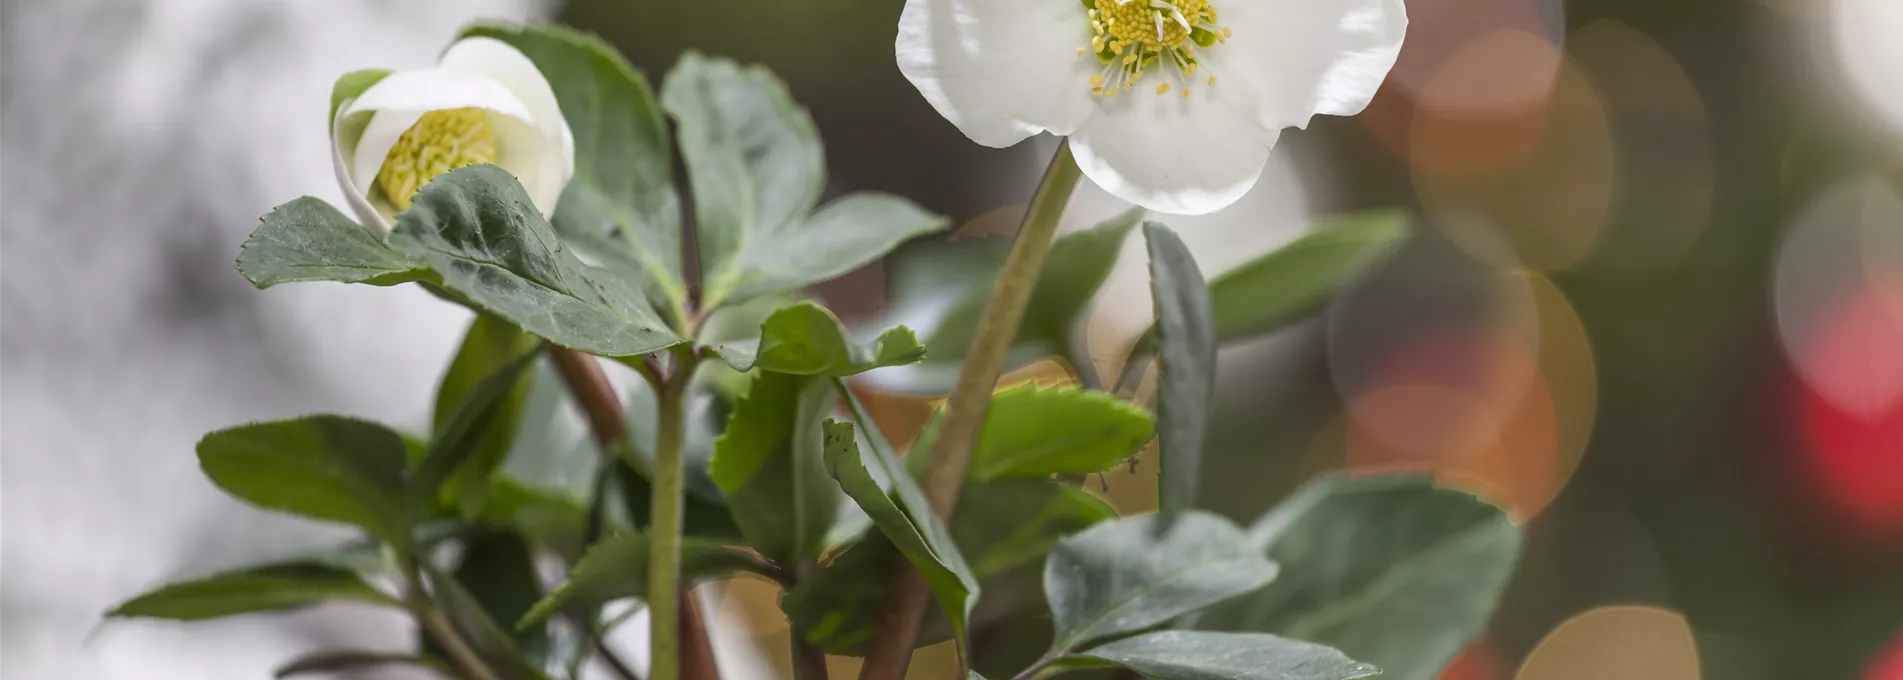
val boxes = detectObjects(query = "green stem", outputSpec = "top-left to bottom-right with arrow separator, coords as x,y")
401,557 -> 501,680
858,140 -> 1083,680
648,345 -> 700,680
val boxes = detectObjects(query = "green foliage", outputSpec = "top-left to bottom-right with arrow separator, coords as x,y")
723,193 -> 952,303
712,301 -> 925,376
328,69 -> 391,126
708,370 -> 840,564
237,197 -> 423,288
197,416 -> 415,545
420,317 -> 542,515
909,383 -> 1155,482
460,23 -> 688,319
1143,223 -> 1216,514
276,651 -> 452,679
107,562 -> 397,621
820,419 -> 978,661
446,531 -> 549,665
518,531 -> 766,628
1196,474 -> 1523,680
1043,511 -> 1278,653
1064,631 -> 1379,680
422,562 -> 551,680
389,164 -> 681,358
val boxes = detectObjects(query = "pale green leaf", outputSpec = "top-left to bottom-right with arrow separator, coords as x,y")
107,562 -> 397,621
197,416 -> 413,544
712,301 -> 925,376
909,383 -> 1155,482
1044,511 -> 1277,653
1144,223 -> 1216,514
237,197 -> 423,288
724,192 -> 951,303
424,316 -> 541,514
277,650 -> 453,679
1066,631 -> 1380,680
708,371 -> 841,563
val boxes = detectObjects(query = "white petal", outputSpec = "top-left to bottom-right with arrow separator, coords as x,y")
330,99 -> 391,234
343,67 -> 536,123
1070,90 -> 1278,215
1201,0 -> 1407,131
439,37 -> 570,148
897,0 -> 1100,147
349,109 -> 424,209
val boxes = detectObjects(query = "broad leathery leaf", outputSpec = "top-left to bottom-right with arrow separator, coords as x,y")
908,383 -> 1155,482
1144,223 -> 1216,514
661,52 -> 824,308
821,419 -> 978,664
1044,511 -> 1277,653
276,650 -> 453,678
712,301 -> 925,376
107,562 -> 397,621
723,192 -> 952,303
197,416 -> 414,545
389,164 -> 680,358
1065,630 -> 1379,680
708,371 -> 840,564
1196,474 -> 1522,680
237,197 -> 425,288
460,23 -> 689,317
425,315 -> 542,514
517,531 -> 765,628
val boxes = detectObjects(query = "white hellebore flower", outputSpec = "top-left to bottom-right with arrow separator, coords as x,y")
897,0 -> 1406,215
331,36 -> 576,234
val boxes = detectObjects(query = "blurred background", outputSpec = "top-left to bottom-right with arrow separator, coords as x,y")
4,0 -> 1900,679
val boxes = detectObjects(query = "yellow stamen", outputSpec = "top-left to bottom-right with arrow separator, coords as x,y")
376,107 -> 497,211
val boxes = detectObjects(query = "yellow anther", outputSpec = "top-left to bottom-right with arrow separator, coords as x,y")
1090,75 -> 1105,86
1208,74 -> 1217,86
1156,83 -> 1171,95
376,107 -> 496,211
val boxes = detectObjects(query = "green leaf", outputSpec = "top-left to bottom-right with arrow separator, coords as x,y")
107,562 -> 397,621
869,211 -> 1141,394
328,69 -> 390,129
1196,474 -> 1522,680
443,532 -> 549,666
460,23 -> 688,316
197,416 -> 413,544
713,301 -> 925,376
480,477 -> 590,563
909,384 -> 1155,482
1064,631 -> 1379,680
723,192 -> 953,303
422,561 -> 547,680
660,52 -> 825,308
517,531 -> 764,628
821,419 -> 978,662
1044,511 -> 1277,653
236,197 -> 424,288
425,316 -> 542,514
1143,223 -> 1216,514
953,480 -> 1117,578
781,536 -> 902,654
709,371 -> 841,564
1117,211 -> 1408,388
389,164 -> 681,358
277,650 -> 452,678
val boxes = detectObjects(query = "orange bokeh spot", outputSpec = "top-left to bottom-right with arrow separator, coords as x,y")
1439,640 -> 1508,680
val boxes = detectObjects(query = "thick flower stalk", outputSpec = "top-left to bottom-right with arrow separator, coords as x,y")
897,0 -> 1407,214
331,36 -> 576,233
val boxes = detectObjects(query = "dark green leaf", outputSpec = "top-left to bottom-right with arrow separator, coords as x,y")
724,192 -> 952,303
422,562 -> 546,680
713,301 -> 925,376
709,371 -> 841,563
1065,631 -> 1379,680
197,416 -> 413,544
909,384 -> 1154,482
425,316 -> 542,514
389,164 -> 681,358
448,532 -> 548,665
277,650 -> 453,678
953,480 -> 1117,578
1196,474 -> 1522,680
517,531 -> 764,628
237,197 -> 424,288
1045,511 -> 1277,653
460,23 -> 688,316
107,562 -> 397,621
821,419 -> 978,661
660,52 -> 825,308
1144,223 -> 1216,514
480,477 -> 590,563
781,536 -> 902,654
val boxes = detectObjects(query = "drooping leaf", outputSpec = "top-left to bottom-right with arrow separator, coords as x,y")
1044,511 -> 1277,653
1196,474 -> 1522,680
909,384 -> 1155,482
1116,211 -> 1408,389
660,52 -> 825,307
865,211 -> 1142,394
107,562 -> 397,621
1064,631 -> 1379,680
422,562 -> 548,680
276,650 -> 453,678
712,301 -> 925,376
197,416 -> 413,545
723,192 -> 953,303
709,371 -> 841,564
237,197 -> 424,288
389,164 -> 681,358
424,316 -> 542,514
460,23 -> 688,317
1144,223 -> 1216,514
447,531 -> 548,666
517,531 -> 765,628
821,419 -> 978,662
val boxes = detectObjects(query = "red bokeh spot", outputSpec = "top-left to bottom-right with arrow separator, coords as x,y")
1793,283 -> 1903,539
1867,633 -> 1903,680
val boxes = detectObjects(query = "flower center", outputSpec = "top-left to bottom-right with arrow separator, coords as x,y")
1082,0 -> 1231,98
375,107 -> 498,211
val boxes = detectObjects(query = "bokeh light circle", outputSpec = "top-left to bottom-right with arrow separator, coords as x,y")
1832,0 -> 1903,136
1775,176 -> 1903,421
1515,605 -> 1702,680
